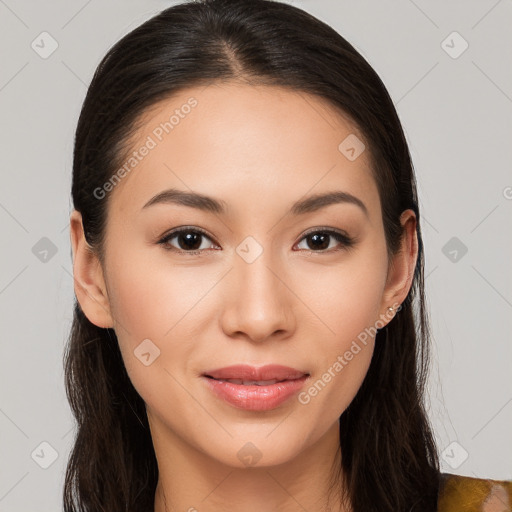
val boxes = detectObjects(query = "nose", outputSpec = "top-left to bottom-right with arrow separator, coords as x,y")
219,251 -> 296,343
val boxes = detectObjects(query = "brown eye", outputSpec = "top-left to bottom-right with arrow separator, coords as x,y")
295,229 -> 354,253
158,227 -> 217,254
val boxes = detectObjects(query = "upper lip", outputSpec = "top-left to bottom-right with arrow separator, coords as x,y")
203,364 -> 309,381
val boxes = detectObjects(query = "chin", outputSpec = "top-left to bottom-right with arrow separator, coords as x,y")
207,435 -> 303,469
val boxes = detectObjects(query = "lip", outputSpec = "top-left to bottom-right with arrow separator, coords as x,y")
202,364 -> 310,411
203,364 -> 308,381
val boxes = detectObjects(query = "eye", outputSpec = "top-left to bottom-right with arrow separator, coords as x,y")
295,228 -> 354,253
157,226 -> 355,256
157,226 -> 218,255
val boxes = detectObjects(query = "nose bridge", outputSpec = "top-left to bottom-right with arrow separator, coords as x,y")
220,238 -> 294,340
237,240 -> 286,307
238,247 -> 281,299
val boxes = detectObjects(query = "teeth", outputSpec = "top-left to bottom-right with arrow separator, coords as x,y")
217,379 -> 280,385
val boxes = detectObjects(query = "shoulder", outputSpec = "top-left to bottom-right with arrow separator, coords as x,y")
437,472 -> 512,511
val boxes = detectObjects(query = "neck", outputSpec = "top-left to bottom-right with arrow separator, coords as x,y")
151,419 -> 350,512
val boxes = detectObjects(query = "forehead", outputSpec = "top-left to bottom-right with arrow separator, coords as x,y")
108,82 -> 379,222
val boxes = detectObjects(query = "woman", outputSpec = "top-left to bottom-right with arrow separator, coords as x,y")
64,0 -> 511,511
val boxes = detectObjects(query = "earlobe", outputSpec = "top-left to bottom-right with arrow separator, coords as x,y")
379,209 -> 418,323
69,209 -> 114,329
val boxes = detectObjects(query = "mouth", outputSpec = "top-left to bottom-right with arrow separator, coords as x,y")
201,364 -> 310,411
202,363 -> 309,382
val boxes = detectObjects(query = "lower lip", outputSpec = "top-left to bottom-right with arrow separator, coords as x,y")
202,375 -> 309,411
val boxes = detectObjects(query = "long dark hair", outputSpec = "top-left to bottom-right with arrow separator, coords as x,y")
64,0 -> 440,510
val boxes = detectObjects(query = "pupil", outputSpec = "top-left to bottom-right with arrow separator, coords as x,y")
180,232 -> 201,250
309,233 -> 329,250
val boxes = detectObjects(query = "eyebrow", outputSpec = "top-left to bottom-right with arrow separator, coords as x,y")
142,188 -> 368,217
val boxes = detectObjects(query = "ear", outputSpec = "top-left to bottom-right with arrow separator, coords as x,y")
69,209 -> 114,329
379,209 -> 418,325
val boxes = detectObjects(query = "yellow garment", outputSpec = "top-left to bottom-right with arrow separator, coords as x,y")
438,472 -> 512,511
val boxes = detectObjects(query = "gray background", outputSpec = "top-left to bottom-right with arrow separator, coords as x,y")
1,0 -> 511,510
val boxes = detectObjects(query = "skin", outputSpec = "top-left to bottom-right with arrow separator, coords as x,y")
69,82 -> 418,512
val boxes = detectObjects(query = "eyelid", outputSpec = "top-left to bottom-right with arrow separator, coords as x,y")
300,226 -> 350,239
158,225 -> 214,240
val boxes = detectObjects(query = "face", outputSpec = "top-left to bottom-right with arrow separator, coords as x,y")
71,81 -> 415,469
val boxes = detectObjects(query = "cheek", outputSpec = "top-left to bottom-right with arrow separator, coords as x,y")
103,248 -> 221,394
298,246 -> 388,346
296,247 -> 387,414
105,265 -> 193,409
105,245 -> 217,342
301,344 -> 374,420
299,286 -> 378,420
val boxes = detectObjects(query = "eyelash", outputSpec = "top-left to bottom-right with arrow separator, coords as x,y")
157,226 -> 355,256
